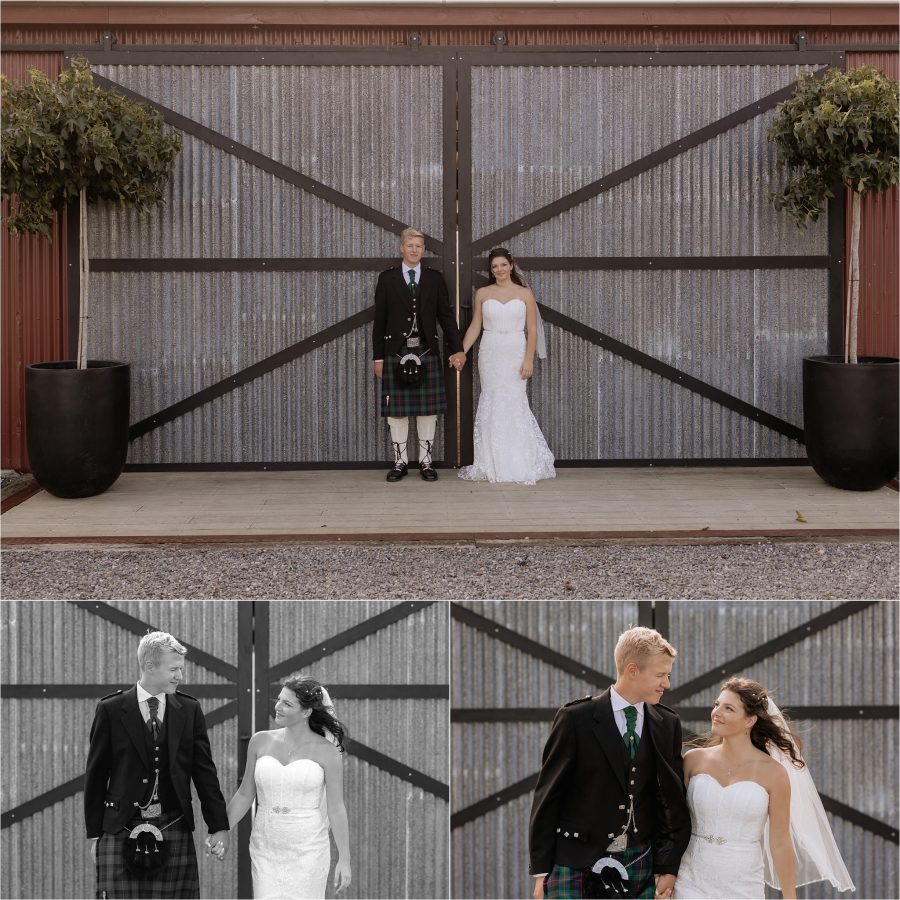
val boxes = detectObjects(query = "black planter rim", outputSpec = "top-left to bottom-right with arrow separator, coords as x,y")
805,354 -> 899,366
27,360 -> 128,372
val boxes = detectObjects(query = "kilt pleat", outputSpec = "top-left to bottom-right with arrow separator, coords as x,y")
544,844 -> 654,900
96,816 -> 199,899
380,346 -> 448,418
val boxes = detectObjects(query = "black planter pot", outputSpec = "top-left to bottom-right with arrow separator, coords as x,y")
803,355 -> 899,491
25,361 -> 130,499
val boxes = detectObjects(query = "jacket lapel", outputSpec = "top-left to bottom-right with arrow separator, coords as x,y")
644,702 -> 664,756
120,686 -> 150,769
166,692 -> 186,763
591,690 -> 628,793
395,267 -> 415,310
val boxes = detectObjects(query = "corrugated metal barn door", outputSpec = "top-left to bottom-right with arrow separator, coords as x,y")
254,601 -> 449,899
72,48 -> 849,468
458,50 -> 844,464
450,600 -> 898,900
1,601 -> 247,900
78,50 -> 458,467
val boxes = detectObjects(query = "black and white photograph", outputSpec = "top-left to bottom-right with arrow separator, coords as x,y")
1,600 -> 449,899
450,601 -> 898,900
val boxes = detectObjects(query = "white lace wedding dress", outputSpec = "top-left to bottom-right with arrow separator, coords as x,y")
674,773 -> 770,899
250,756 -> 330,899
458,298 -> 556,485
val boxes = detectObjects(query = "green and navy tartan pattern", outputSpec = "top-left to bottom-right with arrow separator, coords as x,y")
380,345 -> 448,418
543,843 -> 654,899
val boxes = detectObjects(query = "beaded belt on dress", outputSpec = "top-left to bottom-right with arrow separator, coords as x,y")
692,832 -> 728,845
269,806 -> 293,814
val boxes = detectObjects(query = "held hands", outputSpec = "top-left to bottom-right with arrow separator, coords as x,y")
448,352 -> 467,372
654,873 -> 676,899
205,830 -> 230,861
334,858 -> 352,893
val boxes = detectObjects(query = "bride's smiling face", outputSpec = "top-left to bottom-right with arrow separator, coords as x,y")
710,690 -> 756,736
490,255 -> 513,282
273,687 -> 308,727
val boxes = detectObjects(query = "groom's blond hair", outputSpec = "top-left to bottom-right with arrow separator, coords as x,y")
614,627 -> 676,674
138,631 -> 187,670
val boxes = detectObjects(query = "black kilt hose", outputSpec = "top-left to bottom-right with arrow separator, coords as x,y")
96,814 -> 199,899
380,346 -> 448,418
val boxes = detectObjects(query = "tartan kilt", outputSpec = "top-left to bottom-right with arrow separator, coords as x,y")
96,815 -> 199,899
380,345 -> 448,418
544,844 -> 654,900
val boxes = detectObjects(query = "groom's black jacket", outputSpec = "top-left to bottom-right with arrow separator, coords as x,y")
84,686 -> 229,838
372,265 -> 463,360
529,690 -> 691,877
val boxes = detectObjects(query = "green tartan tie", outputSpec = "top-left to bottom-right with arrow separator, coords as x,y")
408,269 -> 416,293
623,705 -> 639,759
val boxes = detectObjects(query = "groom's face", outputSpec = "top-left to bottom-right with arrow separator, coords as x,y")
143,650 -> 185,695
629,654 -> 673,705
400,236 -> 425,267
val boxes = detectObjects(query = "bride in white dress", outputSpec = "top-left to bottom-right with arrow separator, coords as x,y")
674,678 -> 853,900
458,248 -> 555,485
226,676 -> 351,899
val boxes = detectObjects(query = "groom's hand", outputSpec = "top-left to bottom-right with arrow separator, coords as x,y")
207,830 -> 229,860
373,361 -> 384,378
532,875 -> 544,900
654,873 -> 676,899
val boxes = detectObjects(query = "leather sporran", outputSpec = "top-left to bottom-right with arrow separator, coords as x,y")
123,823 -> 169,878
396,351 -> 427,387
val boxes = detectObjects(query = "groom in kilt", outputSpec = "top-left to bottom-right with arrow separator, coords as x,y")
85,631 -> 229,899
372,227 -> 466,481
530,628 -> 691,900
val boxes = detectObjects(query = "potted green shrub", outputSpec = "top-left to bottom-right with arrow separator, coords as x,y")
2,57 -> 181,498
768,65 -> 899,491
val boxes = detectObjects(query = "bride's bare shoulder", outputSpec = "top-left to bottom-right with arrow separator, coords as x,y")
758,753 -> 790,786
682,746 -> 708,771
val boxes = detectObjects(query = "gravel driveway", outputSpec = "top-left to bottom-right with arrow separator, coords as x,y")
2,538 -> 896,599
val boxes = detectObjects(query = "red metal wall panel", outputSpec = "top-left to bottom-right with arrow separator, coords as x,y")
2,24 -> 898,50
844,52 -> 899,359
1,54 -> 68,472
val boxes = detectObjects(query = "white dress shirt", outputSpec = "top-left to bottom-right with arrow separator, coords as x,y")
136,682 -> 167,725
401,262 -> 422,287
610,686 -> 644,738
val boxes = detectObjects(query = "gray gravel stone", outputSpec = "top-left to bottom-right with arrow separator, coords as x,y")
1,539 -> 896,599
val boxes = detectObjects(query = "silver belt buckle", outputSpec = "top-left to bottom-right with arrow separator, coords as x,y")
141,803 -> 162,819
406,336 -> 421,348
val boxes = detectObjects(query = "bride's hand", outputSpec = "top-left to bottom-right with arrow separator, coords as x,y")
519,359 -> 533,379
334,858 -> 351,893
654,873 -> 676,899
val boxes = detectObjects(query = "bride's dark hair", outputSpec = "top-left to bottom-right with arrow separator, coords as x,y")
697,677 -> 804,768
487,247 -> 527,287
282,675 -> 346,752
